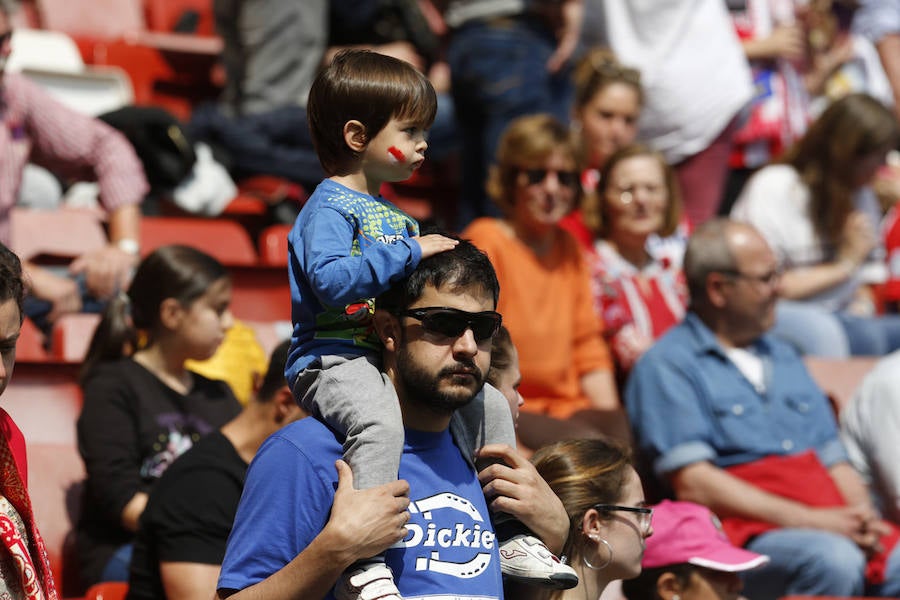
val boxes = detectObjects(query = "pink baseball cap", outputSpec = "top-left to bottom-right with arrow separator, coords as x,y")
642,500 -> 770,572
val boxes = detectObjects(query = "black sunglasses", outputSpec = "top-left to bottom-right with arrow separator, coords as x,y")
522,168 -> 579,188
398,307 -> 502,341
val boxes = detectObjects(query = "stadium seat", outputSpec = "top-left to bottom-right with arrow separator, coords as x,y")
7,28 -> 84,73
803,357 -> 878,415
16,317 -> 52,364
83,581 -> 128,600
229,267 -> 291,322
11,207 -> 107,264
257,224 -> 291,267
144,0 -> 216,37
35,0 -> 222,120
51,314 -> 101,364
139,216 -> 259,267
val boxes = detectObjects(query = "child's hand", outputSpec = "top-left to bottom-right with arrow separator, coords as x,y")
413,234 -> 459,259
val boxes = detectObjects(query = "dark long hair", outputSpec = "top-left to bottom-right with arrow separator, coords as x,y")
782,93 -> 898,243
81,245 -> 228,381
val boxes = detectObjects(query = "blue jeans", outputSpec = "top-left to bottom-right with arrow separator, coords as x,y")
99,542 -> 133,582
773,300 -> 900,357
744,528 -> 900,599
447,16 -> 573,230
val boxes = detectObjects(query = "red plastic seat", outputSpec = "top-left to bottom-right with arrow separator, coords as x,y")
51,313 -> 101,364
803,357 -> 878,416
229,267 -> 291,322
144,0 -> 216,36
11,207 -> 107,264
140,216 -> 258,267
83,581 -> 128,600
16,317 -> 52,364
257,224 -> 291,267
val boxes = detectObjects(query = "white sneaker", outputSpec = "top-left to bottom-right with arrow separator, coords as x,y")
334,561 -> 403,600
499,533 -> 579,589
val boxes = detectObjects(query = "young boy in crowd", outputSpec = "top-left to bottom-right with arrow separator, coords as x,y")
286,49 -> 578,599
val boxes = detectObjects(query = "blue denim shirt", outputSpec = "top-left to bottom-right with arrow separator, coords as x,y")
625,313 -> 848,479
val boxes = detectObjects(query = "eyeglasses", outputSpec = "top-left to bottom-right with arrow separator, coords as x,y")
719,267 -> 783,287
595,504 -> 653,533
521,168 -> 579,188
398,307 -> 502,342
606,183 -> 666,205
0,30 -> 12,47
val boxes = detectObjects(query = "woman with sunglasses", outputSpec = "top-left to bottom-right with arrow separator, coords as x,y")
463,113 -> 627,447
731,93 -> 900,357
584,144 -> 688,378
509,438 -> 653,600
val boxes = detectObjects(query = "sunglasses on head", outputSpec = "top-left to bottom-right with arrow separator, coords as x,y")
398,307 -> 502,341
521,168 -> 579,188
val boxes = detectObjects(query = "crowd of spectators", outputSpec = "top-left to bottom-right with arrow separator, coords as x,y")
7,0 -> 900,599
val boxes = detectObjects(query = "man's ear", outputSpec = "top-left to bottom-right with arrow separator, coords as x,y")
343,120 -> 368,152
273,386 -> 302,423
374,310 -> 400,352
706,273 -> 729,308
656,571 -> 687,600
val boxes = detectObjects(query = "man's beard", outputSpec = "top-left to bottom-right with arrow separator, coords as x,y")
395,345 -> 484,415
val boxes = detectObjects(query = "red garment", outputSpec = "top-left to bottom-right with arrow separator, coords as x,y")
588,241 -> 687,372
728,0 -> 810,169
724,450 -> 899,585
0,408 -> 58,599
882,205 -> 900,303
0,73 -> 148,246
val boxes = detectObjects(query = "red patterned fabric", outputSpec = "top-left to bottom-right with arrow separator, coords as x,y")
0,408 -> 58,600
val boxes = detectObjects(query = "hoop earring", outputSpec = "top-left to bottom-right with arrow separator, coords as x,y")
582,537 -> 613,570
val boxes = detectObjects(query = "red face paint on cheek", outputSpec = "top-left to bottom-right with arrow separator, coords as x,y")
388,146 -> 405,163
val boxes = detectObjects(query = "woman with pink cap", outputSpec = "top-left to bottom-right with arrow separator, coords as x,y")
622,500 -> 769,600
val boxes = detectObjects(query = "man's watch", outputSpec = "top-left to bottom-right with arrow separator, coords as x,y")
116,238 -> 140,256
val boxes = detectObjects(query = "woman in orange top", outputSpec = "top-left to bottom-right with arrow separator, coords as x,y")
463,114 -> 627,446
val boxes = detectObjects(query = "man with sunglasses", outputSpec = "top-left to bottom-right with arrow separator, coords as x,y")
626,218 -> 900,599
0,0 -> 148,332
216,239 -> 570,600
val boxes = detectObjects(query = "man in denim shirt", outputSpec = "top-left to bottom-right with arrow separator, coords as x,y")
626,219 -> 900,600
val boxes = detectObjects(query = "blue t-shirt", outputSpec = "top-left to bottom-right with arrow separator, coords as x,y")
286,179 -> 422,385
217,418 -> 504,600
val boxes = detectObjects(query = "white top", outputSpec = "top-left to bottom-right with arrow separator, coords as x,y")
444,0 -> 524,28
841,351 -> 900,521
730,164 -> 886,311
584,0 -> 754,164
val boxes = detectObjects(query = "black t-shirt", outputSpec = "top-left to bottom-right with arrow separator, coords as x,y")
127,430 -> 247,600
76,359 -> 242,588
